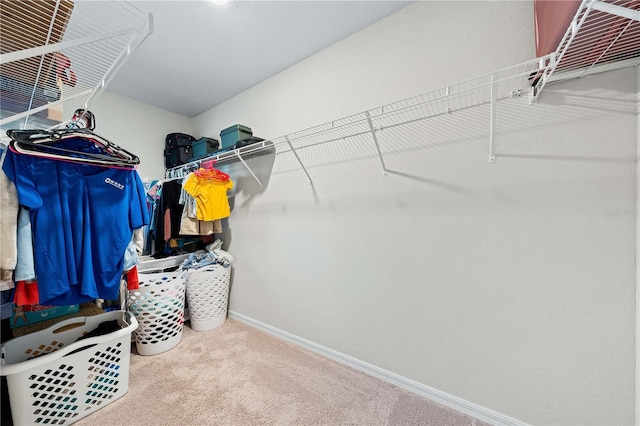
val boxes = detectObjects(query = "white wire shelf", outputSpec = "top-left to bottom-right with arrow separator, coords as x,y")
0,0 -> 152,131
175,0 -> 640,185
532,0 -> 640,98
167,58 -> 544,183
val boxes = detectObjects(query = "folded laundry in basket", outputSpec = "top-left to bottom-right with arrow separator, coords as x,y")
205,239 -> 234,267
180,251 -> 217,270
210,249 -> 233,267
179,245 -> 234,270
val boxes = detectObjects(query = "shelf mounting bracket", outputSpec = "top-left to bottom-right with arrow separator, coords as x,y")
366,111 -> 388,175
284,136 -> 313,185
234,151 -> 263,187
488,74 -> 497,163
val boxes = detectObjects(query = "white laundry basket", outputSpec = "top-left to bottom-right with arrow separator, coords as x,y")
186,265 -> 231,332
126,270 -> 186,356
0,311 -> 138,426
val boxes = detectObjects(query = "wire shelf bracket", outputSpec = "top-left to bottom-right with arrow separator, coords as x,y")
284,135 -> 314,185
488,74 -> 498,163
365,111 -> 388,176
234,150 -> 263,187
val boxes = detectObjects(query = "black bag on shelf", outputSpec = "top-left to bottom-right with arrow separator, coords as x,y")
164,133 -> 196,168
165,133 -> 196,148
234,136 -> 265,150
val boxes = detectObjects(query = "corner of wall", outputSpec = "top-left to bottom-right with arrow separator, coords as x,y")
636,64 -> 639,426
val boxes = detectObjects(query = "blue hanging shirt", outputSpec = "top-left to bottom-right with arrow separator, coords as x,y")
2,146 -> 149,305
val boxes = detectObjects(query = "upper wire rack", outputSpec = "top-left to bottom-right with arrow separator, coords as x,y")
0,0 -> 152,130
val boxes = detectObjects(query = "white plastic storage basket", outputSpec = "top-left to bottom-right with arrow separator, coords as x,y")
186,265 -> 231,332
0,311 -> 138,426
127,270 -> 186,356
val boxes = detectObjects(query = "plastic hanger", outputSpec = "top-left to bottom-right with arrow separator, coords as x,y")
8,141 -> 136,169
6,129 -> 139,167
194,166 -> 230,182
8,128 -> 136,161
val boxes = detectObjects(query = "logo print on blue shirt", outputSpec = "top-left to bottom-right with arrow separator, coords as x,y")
105,177 -> 124,190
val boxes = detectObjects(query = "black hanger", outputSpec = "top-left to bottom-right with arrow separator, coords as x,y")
6,128 -> 140,167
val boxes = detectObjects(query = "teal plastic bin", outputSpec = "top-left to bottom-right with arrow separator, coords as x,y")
192,137 -> 219,158
220,124 -> 252,149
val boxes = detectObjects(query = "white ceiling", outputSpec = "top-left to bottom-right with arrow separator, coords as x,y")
106,1 -> 412,118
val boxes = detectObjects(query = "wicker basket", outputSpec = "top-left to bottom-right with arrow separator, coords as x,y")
127,270 -> 185,356
185,265 -> 231,332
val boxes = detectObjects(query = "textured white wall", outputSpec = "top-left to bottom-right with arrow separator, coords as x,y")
90,91 -> 194,181
190,2 -> 637,425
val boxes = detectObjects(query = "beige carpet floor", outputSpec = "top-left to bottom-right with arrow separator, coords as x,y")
72,318 -> 489,426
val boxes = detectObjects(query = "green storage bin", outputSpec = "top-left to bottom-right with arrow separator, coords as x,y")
220,124 -> 252,149
192,137 -> 220,158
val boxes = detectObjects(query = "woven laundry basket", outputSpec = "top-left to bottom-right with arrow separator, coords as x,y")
127,270 -> 185,356
185,264 -> 231,332
0,311 -> 137,426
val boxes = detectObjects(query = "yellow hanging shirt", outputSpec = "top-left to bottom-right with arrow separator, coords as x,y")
183,174 -> 234,221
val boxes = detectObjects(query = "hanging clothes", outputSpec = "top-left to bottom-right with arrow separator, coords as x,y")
183,170 -> 234,221
162,180 -> 184,239
178,172 -> 222,236
151,179 -> 184,255
1,144 -> 149,306
0,146 -> 18,290
178,206 -> 223,236
14,206 -> 36,282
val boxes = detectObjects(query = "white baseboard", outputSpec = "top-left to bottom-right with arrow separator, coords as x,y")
229,310 -> 527,426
